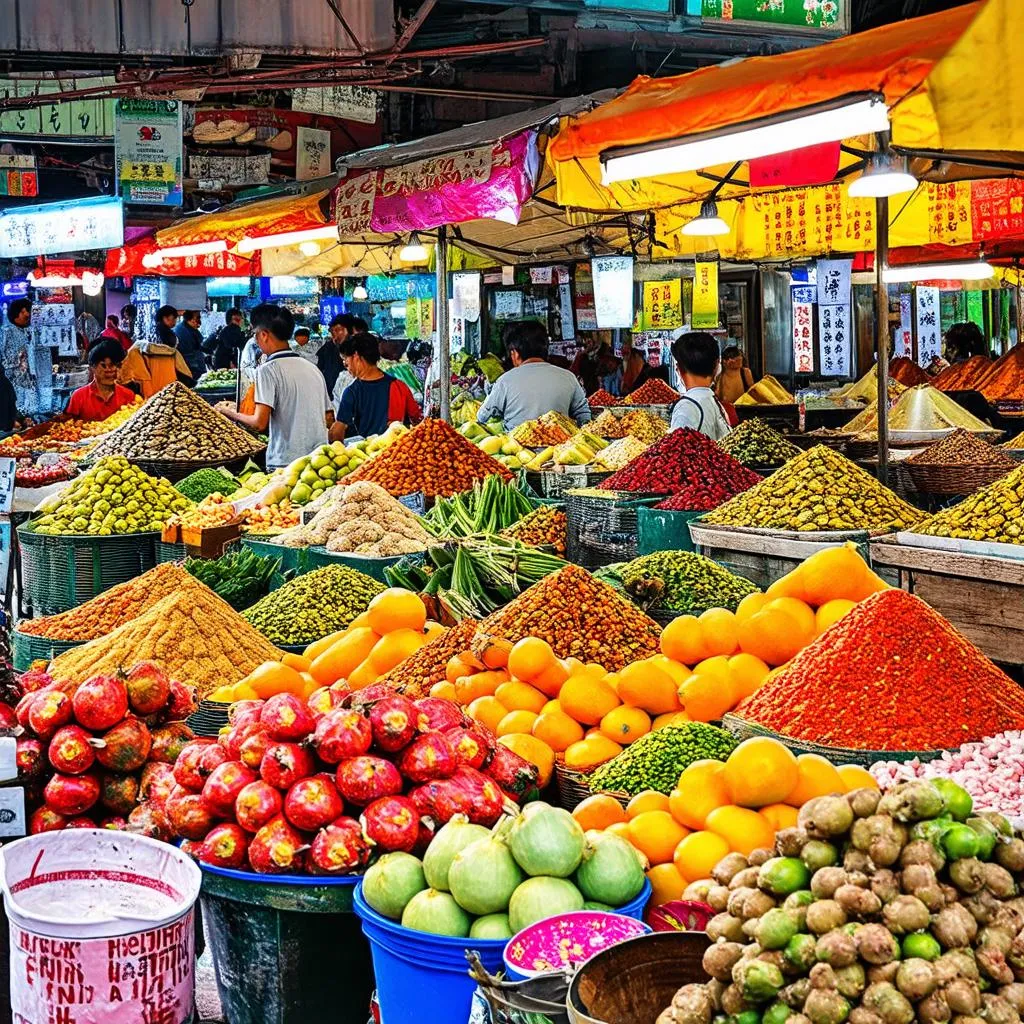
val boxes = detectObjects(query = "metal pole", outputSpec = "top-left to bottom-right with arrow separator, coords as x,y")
875,196 -> 890,486
436,225 -> 451,422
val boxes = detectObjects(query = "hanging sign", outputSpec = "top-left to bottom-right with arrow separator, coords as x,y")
791,285 -> 816,374
592,255 -> 634,330
115,99 -> 183,206
915,287 -> 942,367
529,266 -> 553,285
335,171 -> 377,237
815,259 -> 852,308
291,85 -> 379,125
558,283 -> 575,342
896,293 -> 913,359
687,0 -> 848,32
493,290 -> 524,321
452,272 -> 481,323
641,279 -> 683,331
692,260 -> 719,329
0,76 -> 117,138
296,126 -> 332,181
818,302 -> 851,377
0,197 -> 124,258
0,154 -> 38,197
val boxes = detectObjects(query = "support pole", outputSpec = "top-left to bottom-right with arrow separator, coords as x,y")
875,196 -> 890,486
436,225 -> 451,423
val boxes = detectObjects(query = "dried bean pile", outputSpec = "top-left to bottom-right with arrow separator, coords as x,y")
907,428 -> 1016,468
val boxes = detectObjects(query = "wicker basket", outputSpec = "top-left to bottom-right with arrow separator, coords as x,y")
11,629 -> 80,671
133,447 -> 267,483
188,699 -> 231,738
158,541 -> 188,563
566,490 -> 661,569
553,760 -> 629,812
904,460 -> 1016,496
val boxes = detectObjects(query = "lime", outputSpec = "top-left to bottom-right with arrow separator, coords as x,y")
901,932 -> 941,961
757,857 -> 810,896
930,779 -> 972,822
942,823 -> 980,860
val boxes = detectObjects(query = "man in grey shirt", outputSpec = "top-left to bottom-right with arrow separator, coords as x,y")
215,303 -> 334,469
476,321 -> 591,431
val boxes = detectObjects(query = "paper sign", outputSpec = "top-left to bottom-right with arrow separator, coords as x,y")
529,266 -> 553,285
592,255 -> 634,330
115,98 -> 183,206
915,286 -> 942,367
335,170 -> 377,237
493,290 -> 524,320
816,258 -> 852,307
501,266 -> 515,286
0,786 -> 24,836
642,279 -> 683,331
896,293 -> 913,358
558,283 -> 575,341
791,285 -> 816,374
556,266 -> 570,285
818,301 -> 852,377
692,260 -> 719,329
452,272 -> 481,323
0,459 -> 15,516
0,737 -> 16,783
296,126 -> 331,181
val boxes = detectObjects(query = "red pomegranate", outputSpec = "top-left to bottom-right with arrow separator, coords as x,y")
27,690 -> 72,739
239,728 -> 274,770
65,817 -> 97,829
414,697 -> 468,733
127,802 -> 171,841
19,667 -> 54,693
201,761 -> 258,818
100,816 -> 128,830
29,806 -> 68,834
16,737 -> 45,780
234,780 -> 283,833
414,817 -> 436,857
200,823 -> 250,869
198,743 -> 230,776
148,722 -> 195,764
369,695 -> 420,753
71,675 -> 129,732
309,817 -> 371,874
123,662 -> 172,715
165,786 -> 219,840
0,701 -> 19,731
313,709 -> 372,764
15,693 -> 35,730
95,716 -> 152,772
139,762 -> 175,804
260,693 -> 316,742
166,678 -> 198,720
228,699 -> 264,727
307,687 -> 344,717
248,815 -> 307,874
259,742 -> 315,791
173,740 -> 214,791
398,732 -> 457,783
409,767 -> 505,827
99,771 -> 141,816
445,724 -> 495,770
44,772 -> 101,816
361,796 -> 420,853
283,776 -> 344,832
48,725 -> 98,775
220,720 -> 263,760
334,756 -> 403,806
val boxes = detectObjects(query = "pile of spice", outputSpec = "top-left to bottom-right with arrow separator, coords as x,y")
589,408 -> 668,444
624,379 -> 679,405
734,589 -> 1024,751
378,617 -> 480,700
718,419 -> 801,468
18,563 -> 194,642
933,355 -> 994,392
888,356 -> 931,387
511,419 -> 573,447
91,381 -> 263,463
734,375 -> 794,406
598,427 -> 760,508
346,418 -> 512,498
242,564 -> 385,645
589,409 -> 629,438
501,504 -> 567,556
48,581 -> 282,696
587,389 -> 620,409
593,436 -> 649,472
479,564 -> 661,669
704,445 -> 926,532
979,345 -> 1024,402
911,464 -> 1024,543
175,467 -> 241,503
845,384 -> 993,437
615,550 -> 758,614
906,427 -> 1017,468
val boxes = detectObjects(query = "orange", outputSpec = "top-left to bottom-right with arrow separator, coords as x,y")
765,598 -> 816,642
495,680 -> 549,715
368,629 -> 428,675
532,711 -> 585,753
479,637 -> 513,670
660,615 -> 707,665
784,753 -> 846,807
533,659 -> 570,697
705,804 -> 777,856
816,599 -> 857,634
454,671 -> 502,705
496,709 -> 538,737
626,790 -> 671,819
653,711 -> 691,731
600,706 -> 651,745
508,637 -> 558,683
766,566 -> 809,603
467,696 -> 509,734
628,810 -> 689,866
723,737 -> 799,808
649,654 -> 690,688
366,588 -> 427,635
673,830 -> 731,882
542,699 -> 562,714
760,803 -> 801,830
281,652 -> 312,673
799,543 -> 868,606
616,661 -> 682,715
430,681 -> 457,700
446,655 -> 474,685
498,734 -> 555,788
727,653 -> 771,700
678,673 -> 734,723
558,676 -> 620,726
564,735 -> 622,771
670,760 -> 732,830
580,662 -> 610,679
836,764 -> 880,792
573,794 -> 628,832
737,606 -> 808,667
698,608 -> 740,658
735,592 -> 771,622
607,820 -> 633,842
647,863 -> 687,906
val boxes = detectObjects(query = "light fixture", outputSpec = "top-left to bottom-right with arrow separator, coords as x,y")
236,225 -> 339,254
298,240 -> 322,257
140,240 -> 228,269
601,95 -> 891,185
399,232 -> 429,263
28,269 -> 104,291
352,283 -> 368,301
848,151 -> 918,198
882,261 -> 995,284
681,200 -> 730,237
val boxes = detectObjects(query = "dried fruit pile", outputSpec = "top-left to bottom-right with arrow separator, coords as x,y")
91,381 -> 263,463
501,505 -> 567,556
587,389 -> 621,409
593,436 -> 650,471
346,418 -> 512,498
735,589 -> 1024,750
625,379 -> 680,405
719,420 -> 802,468
912,465 -> 1024,544
907,429 -> 1016,469
47,582 -> 283,697
614,551 -> 759,615
14,661 -> 197,837
704,446 -> 926,533
933,356 -> 994,393
735,376 -> 794,406
599,428 -> 761,509
511,419 -> 574,447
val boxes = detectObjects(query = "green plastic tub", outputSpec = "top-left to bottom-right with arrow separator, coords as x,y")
305,547 -> 406,582
241,537 -> 311,576
637,507 -> 703,555
11,629 -> 80,671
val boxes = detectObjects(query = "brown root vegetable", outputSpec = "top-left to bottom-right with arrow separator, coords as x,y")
713,852 -> 751,886
720,983 -> 751,1016
870,870 -> 900,905
849,1009 -> 885,1024
992,905 -> 1024,936
707,885 -> 730,911
902,863 -> 938,894
848,788 -> 882,818
881,894 -> 932,934
731,867 -> 762,891
804,989 -> 852,1024
758,951 -> 788,974
995,840 -> 1024,874
980,994 -> 1019,1024
862,982 -> 914,1024
781,978 -> 811,1009
936,950 -> 980,983
706,979 -> 725,1011
979,926 -> 1015,954
976,946 -> 1015,985
940,884 -> 960,906
799,796 -> 855,839
901,840 -> 945,872
815,930 -> 858,968
806,900 -> 848,935
949,857 -> 986,895
809,963 -> 838,990
729,888 -> 756,917
933,904 -> 979,949
850,814 -> 907,867
846,872 -> 870,890
834,884 -> 883,919
867,964 -> 901,985
742,918 -> 761,940
776,827 -> 810,858
1005,932 -> 1024,972
895,958 -> 938,1001
962,890 -> 1001,926
704,941 -> 746,983
741,890 -> 778,921
707,913 -> 746,943
844,849 -> 872,874
918,991 -> 952,1024
684,880 -> 715,903
812,868 -> 850,900
916,884 -> 948,912
671,984 -> 714,1024
749,847 -> 775,867
855,923 -> 900,965
834,964 -> 867,1000
943,978 -> 981,1016
997,984 -> 1024,1015
877,781 -> 946,823
983,863 -> 1018,900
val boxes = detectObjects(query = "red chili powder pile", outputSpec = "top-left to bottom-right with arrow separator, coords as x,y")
889,357 -> 931,387
735,589 -> 1024,751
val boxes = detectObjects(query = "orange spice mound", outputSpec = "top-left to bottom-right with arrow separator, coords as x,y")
377,617 -> 480,699
346,418 -> 512,498
980,345 -> 1024,401
734,589 -> 1024,751
889,357 -> 931,387
933,355 -> 994,393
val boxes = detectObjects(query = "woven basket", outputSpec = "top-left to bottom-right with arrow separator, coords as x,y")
904,460 -> 1016,496
565,490 -> 662,569
133,447 -> 267,483
553,760 -> 629,812
188,699 -> 231,738
11,629 -> 79,672
158,541 -> 188,563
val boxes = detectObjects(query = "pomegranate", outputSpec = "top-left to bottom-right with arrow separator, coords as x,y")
200,823 -> 250,869
149,722 -> 195,764
199,744 -> 230,777
283,776 -> 344,832
328,680 -> 352,699
48,725 -> 98,775
180,839 -> 203,859
414,697 -> 468,733
201,761 -> 258,818
309,817 -> 371,874
414,817 -> 436,857
27,690 -> 72,739
334,756 -> 403,806
29,806 -> 68,834
16,737 -> 45,780
239,728 -> 274,770
409,767 -> 505,826
344,683 -> 393,714
66,817 -> 97,829
173,740 -> 214,791
398,732 -> 457,783
44,772 -> 100,816
361,795 -> 420,853
369,695 -> 420,753
127,802 -> 171,840
445,724 -> 495,770
94,716 -> 152,772
100,816 -> 128,830
248,815 -> 307,874
259,742 -> 315,791
228,699 -> 264,727
307,687 -> 344,717
234,780 -> 283,833
19,667 -> 54,693
166,678 -> 198,720
124,662 -> 172,715
0,701 -> 19,731
99,771 -> 141,816
165,786 -> 219,840
140,762 -> 175,804
313,709 -> 372,764
484,743 -> 540,799
260,693 -> 316,742
14,693 -> 35,730
71,674 -> 128,731
220,720 -> 263,760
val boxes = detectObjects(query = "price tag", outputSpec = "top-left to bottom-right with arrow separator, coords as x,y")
0,787 -> 25,837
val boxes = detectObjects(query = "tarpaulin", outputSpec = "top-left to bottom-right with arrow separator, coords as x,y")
105,237 -> 260,278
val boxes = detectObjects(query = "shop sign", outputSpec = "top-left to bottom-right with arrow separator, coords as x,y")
296,127 -> 332,181
0,77 -> 117,137
558,282 -> 575,342
0,196 -> 124,258
686,0 -> 848,33
188,152 -> 271,187
493,291 -> 525,321
815,258 -> 852,377
641,279 -> 683,331
896,293 -> 913,358
115,99 -> 183,206
915,287 -> 941,367
791,284 -> 816,374
336,171 -> 377,236
452,272 -> 481,323
692,260 -> 719,329
291,85 -> 379,125
0,153 -> 38,197
592,255 -> 634,330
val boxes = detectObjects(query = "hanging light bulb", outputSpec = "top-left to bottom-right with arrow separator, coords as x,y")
400,232 -> 429,263
681,200 -> 730,237
352,282 -> 368,301
848,151 -> 918,198
298,240 -> 321,257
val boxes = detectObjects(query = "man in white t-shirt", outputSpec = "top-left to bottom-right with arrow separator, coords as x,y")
215,303 -> 334,469
669,332 -> 731,441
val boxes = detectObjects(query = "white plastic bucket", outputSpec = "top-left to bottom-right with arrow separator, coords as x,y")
0,829 -> 202,1024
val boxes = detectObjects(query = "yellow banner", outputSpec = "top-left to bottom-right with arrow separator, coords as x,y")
692,261 -> 719,329
642,279 -> 683,331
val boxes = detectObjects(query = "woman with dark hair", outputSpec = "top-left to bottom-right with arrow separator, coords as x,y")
155,305 -> 179,346
66,339 -> 138,421
715,344 -> 754,405
943,322 -> 989,363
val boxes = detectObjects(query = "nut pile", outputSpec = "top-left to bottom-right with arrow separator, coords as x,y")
719,420 -> 802,468
501,504 -> 568,556
908,429 -> 1017,469
617,550 -> 759,614
912,465 -> 1024,544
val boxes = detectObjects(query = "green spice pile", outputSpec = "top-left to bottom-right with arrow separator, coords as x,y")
704,445 -> 926,533
912,463 -> 1024,543
718,419 -> 801,468
241,564 -> 384,645
589,723 -> 736,795
176,467 -> 242,503
907,427 -> 1017,468
615,551 -> 758,614
185,549 -> 285,611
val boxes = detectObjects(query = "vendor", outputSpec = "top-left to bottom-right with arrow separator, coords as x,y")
669,332 -> 731,440
329,332 -> 421,441
65,338 -> 138,421
714,344 -> 754,405
476,321 -> 591,431
570,332 -> 618,396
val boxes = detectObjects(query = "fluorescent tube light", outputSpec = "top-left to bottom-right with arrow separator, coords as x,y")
883,261 -> 995,284
236,225 -> 340,254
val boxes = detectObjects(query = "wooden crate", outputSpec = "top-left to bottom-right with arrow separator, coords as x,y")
870,537 -> 1024,666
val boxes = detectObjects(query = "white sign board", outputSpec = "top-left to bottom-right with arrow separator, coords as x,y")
915,286 -> 941,367
292,85 -> 379,125
0,197 -> 124,258
296,126 -> 332,181
592,255 -> 634,330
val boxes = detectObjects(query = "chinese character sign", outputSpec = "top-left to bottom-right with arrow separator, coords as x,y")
115,99 -> 183,206
296,127 -> 331,181
815,258 -> 852,378
592,256 -> 634,330
692,260 -> 719,329
815,259 -> 851,308
0,196 -> 124,258
791,285 -> 816,374
641,279 -> 683,331
896,293 -> 913,358
915,287 -> 941,367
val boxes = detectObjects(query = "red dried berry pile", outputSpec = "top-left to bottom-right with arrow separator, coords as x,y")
625,379 -> 680,405
587,389 -> 621,409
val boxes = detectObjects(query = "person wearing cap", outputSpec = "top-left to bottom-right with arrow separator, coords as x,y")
65,338 -> 138,421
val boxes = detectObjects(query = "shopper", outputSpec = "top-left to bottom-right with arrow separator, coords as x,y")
2,298 -> 34,415
715,344 -> 754,405
570,332 -> 619,396
205,308 -> 246,370
215,303 -> 334,469
174,310 -> 207,384
612,333 -> 657,397
329,332 -> 421,441
65,338 -> 138,421
290,326 -> 324,364
154,305 -> 179,346
317,313 -> 367,395
98,314 -> 132,354
669,332 -> 731,440
476,321 -> 591,431
944,322 -> 989,363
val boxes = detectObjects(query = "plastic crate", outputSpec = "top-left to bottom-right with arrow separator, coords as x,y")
240,537 -> 311,576
637,506 -> 702,555
158,541 -> 188,563
565,491 -> 660,569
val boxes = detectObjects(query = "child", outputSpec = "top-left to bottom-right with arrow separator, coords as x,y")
669,332 -> 731,440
